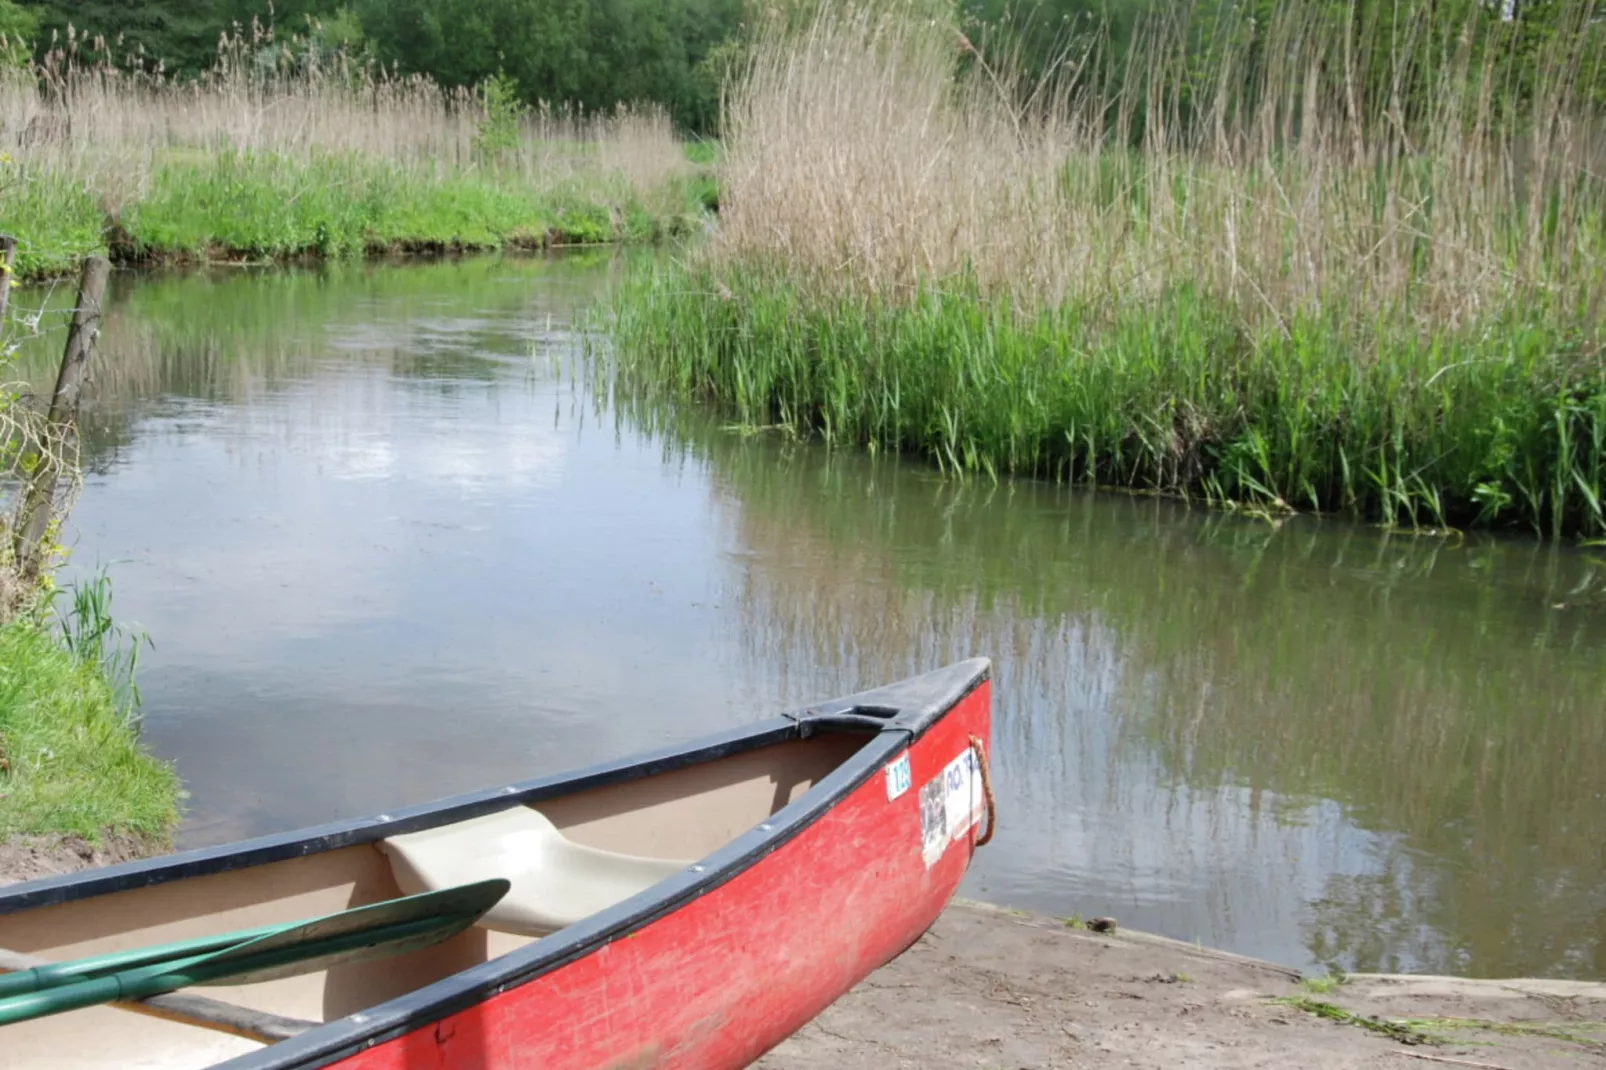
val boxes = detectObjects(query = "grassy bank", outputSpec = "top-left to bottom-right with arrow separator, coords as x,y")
612,0 -> 1606,538
0,590 -> 178,843
0,33 -> 711,282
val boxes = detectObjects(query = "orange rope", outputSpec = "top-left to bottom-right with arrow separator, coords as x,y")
969,735 -> 996,847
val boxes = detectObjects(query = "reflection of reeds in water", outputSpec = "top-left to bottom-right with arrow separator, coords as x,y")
3,255 -> 615,468
1107,528 -> 1606,975
684,425 -> 1606,977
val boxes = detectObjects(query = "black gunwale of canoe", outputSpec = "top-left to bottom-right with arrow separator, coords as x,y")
0,659 -> 990,1070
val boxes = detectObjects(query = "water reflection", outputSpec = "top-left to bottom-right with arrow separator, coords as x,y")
21,253 -> 1606,980
639,409 -> 1606,979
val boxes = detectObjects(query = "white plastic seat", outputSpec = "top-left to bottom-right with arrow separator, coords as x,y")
377,806 -> 691,936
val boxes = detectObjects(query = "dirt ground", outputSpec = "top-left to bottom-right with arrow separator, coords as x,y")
0,833 -> 155,886
757,900 -> 1606,1070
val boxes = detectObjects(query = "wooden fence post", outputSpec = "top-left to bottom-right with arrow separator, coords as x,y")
0,235 -> 16,325
13,255 -> 111,581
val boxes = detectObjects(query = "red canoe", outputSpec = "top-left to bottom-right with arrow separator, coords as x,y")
0,659 -> 993,1069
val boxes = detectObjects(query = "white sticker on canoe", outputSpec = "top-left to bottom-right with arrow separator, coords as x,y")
942,748 -> 985,843
919,748 -> 984,867
885,753 -> 912,801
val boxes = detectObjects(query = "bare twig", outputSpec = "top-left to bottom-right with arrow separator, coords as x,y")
1390,1052 -> 1514,1070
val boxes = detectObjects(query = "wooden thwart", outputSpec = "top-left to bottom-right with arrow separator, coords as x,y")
0,947 -> 315,1044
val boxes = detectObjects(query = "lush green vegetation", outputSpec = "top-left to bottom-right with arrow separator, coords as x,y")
2,158 -> 706,283
116,153 -> 705,262
0,26 -> 709,281
352,0 -> 741,137
617,279 -> 1605,536
613,0 -> 1606,538
0,578 -> 179,842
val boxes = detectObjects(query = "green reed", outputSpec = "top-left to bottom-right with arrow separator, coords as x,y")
609,0 -> 1605,539
51,565 -> 151,725
613,266 -> 1606,538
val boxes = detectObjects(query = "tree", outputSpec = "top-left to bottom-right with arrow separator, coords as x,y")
19,0 -> 234,73
352,0 -> 741,134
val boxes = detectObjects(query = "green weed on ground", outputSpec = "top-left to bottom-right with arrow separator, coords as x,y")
1273,997 -> 1438,1045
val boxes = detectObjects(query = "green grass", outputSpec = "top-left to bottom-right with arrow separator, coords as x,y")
611,265 -> 1606,539
0,163 -> 105,281
1,150 -> 715,282
682,139 -> 721,166
0,615 -> 179,841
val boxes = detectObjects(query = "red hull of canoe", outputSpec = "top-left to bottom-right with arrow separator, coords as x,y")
333,680 -> 991,1070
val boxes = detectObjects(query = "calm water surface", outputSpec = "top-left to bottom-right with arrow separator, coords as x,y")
18,253 -> 1606,980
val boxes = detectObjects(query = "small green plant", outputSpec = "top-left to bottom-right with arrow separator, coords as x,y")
1062,912 -> 1083,929
474,72 -> 529,164
52,564 -> 152,724
1300,967 -> 1348,995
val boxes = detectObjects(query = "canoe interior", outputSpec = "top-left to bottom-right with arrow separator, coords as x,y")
0,730 -> 867,1070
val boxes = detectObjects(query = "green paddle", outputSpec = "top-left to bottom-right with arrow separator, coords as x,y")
0,878 -> 509,1028
0,922 -> 287,1001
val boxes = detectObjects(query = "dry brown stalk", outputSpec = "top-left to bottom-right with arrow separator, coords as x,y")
710,0 -> 1605,334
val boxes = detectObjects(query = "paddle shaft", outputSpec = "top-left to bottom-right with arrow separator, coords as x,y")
0,947 -> 314,1043
0,912 -> 462,1026
0,876 -> 508,1001
0,922 -> 286,999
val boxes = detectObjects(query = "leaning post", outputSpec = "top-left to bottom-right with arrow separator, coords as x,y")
0,235 -> 16,324
13,255 -> 111,581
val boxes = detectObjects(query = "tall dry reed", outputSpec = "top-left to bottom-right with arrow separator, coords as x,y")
716,0 -> 1605,330
4,22 -> 685,184
615,0 -> 1606,536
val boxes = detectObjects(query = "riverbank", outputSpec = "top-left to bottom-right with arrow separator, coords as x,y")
0,37 -> 712,283
0,616 -> 179,854
6,149 -> 713,283
761,900 -> 1606,1069
611,2 -> 1606,539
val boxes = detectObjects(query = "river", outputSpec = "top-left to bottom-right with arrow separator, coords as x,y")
15,252 -> 1606,980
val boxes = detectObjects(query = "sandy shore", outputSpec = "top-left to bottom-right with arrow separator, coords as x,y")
759,900 -> 1606,1069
